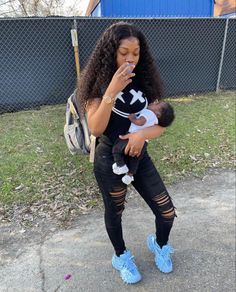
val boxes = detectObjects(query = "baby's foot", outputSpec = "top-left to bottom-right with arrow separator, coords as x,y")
112,163 -> 129,175
122,174 -> 134,185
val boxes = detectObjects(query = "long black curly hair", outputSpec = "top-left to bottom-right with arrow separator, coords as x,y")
77,22 -> 164,112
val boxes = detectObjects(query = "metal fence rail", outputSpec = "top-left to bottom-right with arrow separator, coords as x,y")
220,19 -> 236,90
0,17 -> 235,113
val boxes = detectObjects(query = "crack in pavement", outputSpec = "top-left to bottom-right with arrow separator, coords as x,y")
39,240 -> 46,292
38,232 -> 52,292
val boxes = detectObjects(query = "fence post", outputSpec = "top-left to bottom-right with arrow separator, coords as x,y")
71,18 -> 81,80
216,18 -> 229,93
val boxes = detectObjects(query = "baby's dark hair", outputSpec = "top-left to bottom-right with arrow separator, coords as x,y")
157,102 -> 175,127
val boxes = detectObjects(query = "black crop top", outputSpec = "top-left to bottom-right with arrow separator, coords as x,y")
103,81 -> 148,143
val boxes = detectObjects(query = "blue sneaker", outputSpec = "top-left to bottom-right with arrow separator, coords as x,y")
147,234 -> 174,273
112,250 -> 142,284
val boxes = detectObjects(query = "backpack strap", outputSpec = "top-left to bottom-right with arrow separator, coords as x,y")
68,97 -> 79,120
80,115 -> 91,153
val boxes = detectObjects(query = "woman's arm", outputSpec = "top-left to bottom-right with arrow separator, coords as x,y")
119,125 -> 165,157
140,124 -> 165,140
86,98 -> 113,137
86,63 -> 135,137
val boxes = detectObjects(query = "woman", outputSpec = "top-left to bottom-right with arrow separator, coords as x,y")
78,22 -> 176,284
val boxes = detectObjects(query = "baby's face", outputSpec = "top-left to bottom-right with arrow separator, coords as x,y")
148,103 -> 163,118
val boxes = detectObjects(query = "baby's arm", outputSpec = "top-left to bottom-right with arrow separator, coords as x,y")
128,114 -> 146,126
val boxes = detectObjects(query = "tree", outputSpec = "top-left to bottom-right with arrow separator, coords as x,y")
0,0 -> 83,17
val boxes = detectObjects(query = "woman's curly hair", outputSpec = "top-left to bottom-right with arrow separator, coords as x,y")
77,22 -> 164,112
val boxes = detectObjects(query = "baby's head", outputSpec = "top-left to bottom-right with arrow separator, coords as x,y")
148,102 -> 175,127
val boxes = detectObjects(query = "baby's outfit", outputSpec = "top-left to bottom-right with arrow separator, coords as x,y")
112,108 -> 158,184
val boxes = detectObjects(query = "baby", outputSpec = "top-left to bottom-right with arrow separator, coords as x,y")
112,102 -> 175,184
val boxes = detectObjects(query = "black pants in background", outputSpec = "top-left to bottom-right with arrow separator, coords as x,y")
94,135 -> 176,256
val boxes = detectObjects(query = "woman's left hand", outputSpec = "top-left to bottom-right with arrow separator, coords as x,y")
119,132 -> 145,157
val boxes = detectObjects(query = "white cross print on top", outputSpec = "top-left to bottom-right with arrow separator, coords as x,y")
116,92 -> 125,103
116,89 -> 145,105
130,89 -> 145,104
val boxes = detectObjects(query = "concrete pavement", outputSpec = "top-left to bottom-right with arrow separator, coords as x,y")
0,170 -> 235,292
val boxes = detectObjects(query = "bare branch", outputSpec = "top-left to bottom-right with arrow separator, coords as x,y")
0,0 -> 84,17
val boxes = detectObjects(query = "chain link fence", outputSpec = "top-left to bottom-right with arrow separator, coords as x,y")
0,17 -> 235,113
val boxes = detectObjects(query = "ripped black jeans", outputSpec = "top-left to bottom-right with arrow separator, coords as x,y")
94,135 -> 176,256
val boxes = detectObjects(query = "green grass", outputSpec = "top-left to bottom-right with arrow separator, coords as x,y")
149,91 -> 235,181
0,90 -> 235,205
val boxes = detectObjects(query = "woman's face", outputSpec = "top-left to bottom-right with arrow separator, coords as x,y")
116,37 -> 140,68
